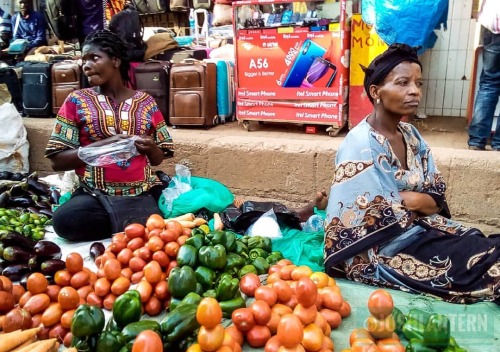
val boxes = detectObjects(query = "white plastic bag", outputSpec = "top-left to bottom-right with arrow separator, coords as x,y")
0,102 -> 30,173
161,164 -> 192,213
246,208 -> 283,239
77,137 -> 139,167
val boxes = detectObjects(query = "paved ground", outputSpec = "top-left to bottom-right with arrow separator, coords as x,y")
23,115 -> 500,232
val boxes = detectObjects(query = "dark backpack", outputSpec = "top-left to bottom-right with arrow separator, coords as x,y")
108,6 -> 146,62
44,0 -> 79,41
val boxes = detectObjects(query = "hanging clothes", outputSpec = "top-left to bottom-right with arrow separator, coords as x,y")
361,0 -> 448,53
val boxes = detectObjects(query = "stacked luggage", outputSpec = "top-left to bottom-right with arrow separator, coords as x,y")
0,57 -> 235,126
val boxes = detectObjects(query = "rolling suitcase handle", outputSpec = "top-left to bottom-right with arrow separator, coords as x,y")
194,9 -> 210,47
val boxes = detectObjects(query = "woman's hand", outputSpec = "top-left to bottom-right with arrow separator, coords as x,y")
399,191 -> 439,216
134,135 -> 164,166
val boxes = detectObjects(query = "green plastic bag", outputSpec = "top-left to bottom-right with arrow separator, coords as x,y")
158,176 -> 234,218
272,226 -> 325,273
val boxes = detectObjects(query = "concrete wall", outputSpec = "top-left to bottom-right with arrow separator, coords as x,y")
25,119 -> 500,232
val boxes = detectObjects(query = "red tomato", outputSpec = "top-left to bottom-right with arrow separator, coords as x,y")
245,324 -> 271,348
239,273 -> 261,297
196,297 -> 223,329
276,313 -> 303,348
132,330 -> 163,352
231,307 -> 255,332
254,286 -> 278,307
295,277 -> 318,308
124,223 -> 146,239
367,289 -> 394,319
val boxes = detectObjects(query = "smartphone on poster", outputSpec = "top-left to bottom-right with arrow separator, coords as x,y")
282,39 -> 327,88
303,57 -> 337,87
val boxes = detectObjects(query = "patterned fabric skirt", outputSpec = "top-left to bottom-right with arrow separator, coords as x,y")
344,228 -> 500,304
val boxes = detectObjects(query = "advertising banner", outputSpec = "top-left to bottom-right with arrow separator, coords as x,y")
237,29 -> 343,94
348,14 -> 388,128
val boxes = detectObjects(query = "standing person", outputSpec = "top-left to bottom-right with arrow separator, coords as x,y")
75,0 -> 105,47
0,13 -> 12,50
11,0 -> 47,53
324,43 -> 500,304
45,30 -> 174,241
468,0 -> 500,151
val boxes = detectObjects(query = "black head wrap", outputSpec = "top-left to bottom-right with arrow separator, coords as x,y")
363,43 -> 422,103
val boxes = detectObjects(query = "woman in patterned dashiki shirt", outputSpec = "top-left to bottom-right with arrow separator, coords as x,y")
45,30 -> 173,241
324,44 -> 499,304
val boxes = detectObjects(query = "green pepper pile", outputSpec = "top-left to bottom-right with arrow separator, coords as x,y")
401,308 -> 468,352
0,208 -> 50,240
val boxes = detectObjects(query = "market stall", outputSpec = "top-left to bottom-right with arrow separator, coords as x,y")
233,0 -> 350,136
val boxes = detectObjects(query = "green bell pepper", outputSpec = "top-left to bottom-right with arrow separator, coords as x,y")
96,331 -> 124,352
238,264 -> 257,278
225,252 -> 245,271
190,228 -> 205,237
71,304 -> 105,338
406,338 -> 438,352
219,295 -> 247,319
181,292 -> 202,306
105,317 -> 120,332
223,231 -> 237,251
202,289 -> 217,298
252,256 -> 270,275
234,241 -> 249,258
168,265 -> 197,299
249,248 -> 269,260
266,251 -> 284,265
198,244 -> 227,270
207,230 -> 226,246
392,307 -> 406,334
185,233 -> 205,250
176,244 -> 198,268
121,320 -> 161,343
160,303 -> 200,342
112,290 -> 142,328
168,297 -> 182,312
408,308 -> 431,326
424,314 -> 451,349
216,273 -> 240,301
194,265 -> 216,290
402,318 -> 426,341
71,335 -> 98,351
247,236 -> 272,252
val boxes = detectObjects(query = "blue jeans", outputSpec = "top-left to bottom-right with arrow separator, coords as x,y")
468,29 -> 500,149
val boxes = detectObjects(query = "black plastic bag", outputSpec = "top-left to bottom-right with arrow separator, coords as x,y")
219,201 -> 301,234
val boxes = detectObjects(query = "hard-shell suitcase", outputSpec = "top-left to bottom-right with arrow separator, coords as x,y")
0,66 -> 23,112
51,61 -> 81,115
134,60 -> 170,123
169,60 -> 217,127
20,62 -> 52,117
206,59 -> 235,123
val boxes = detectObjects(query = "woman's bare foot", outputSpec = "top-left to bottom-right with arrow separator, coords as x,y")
295,190 -> 328,222
314,190 -> 328,210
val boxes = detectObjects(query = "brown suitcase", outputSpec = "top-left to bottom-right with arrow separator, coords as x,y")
169,60 -> 218,127
134,60 -> 170,124
51,61 -> 81,115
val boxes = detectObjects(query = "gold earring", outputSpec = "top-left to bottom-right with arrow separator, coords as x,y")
376,98 -> 380,105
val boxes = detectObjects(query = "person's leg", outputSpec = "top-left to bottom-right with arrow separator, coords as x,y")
468,30 -> 500,149
52,189 -> 112,241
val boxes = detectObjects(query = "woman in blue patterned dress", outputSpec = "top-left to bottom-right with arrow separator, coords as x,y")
324,44 -> 500,304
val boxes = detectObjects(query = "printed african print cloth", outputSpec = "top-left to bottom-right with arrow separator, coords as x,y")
324,118 -> 500,303
45,88 -> 174,196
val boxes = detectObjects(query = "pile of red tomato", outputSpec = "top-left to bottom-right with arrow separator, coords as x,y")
92,215 -> 195,316
346,289 -> 405,352
187,260 -> 351,352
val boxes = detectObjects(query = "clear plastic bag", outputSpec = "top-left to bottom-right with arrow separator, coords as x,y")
77,137 -> 139,167
161,164 -> 193,213
246,208 -> 282,239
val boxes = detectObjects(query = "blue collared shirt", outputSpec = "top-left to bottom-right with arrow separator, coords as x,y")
11,10 -> 47,50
